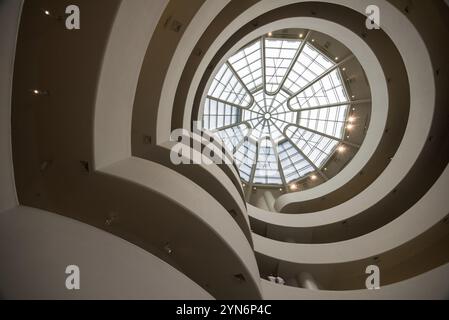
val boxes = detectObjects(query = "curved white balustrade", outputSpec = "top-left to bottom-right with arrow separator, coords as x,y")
0,206 -> 214,300
253,162 -> 449,264
195,17 -> 387,211
94,0 -> 168,170
262,263 -> 449,299
179,0 -> 435,228
101,157 -> 262,298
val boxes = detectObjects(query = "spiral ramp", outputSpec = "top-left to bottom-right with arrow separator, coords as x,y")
0,0 -> 448,299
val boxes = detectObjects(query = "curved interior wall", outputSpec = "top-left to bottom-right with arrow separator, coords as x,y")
4,0 -> 449,299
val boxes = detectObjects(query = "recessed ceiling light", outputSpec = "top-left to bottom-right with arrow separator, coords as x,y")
164,243 -> 173,255
299,33 -> 303,38
311,39 -> 315,42
268,32 -> 272,37
346,124 -> 354,130
290,184 -> 298,191
44,10 -> 50,15
31,89 -> 48,96
348,116 -> 356,122
352,107 -> 356,111
311,175 -> 317,180
335,57 -> 339,61
338,145 -> 346,153
279,188 -> 283,192
351,95 -> 355,99
342,67 -> 346,71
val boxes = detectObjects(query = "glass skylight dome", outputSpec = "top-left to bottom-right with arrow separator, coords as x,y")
201,32 -> 353,188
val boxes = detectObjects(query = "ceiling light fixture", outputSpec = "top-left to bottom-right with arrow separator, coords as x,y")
290,184 -> 298,191
164,243 -> 173,255
311,175 -> 317,181
268,32 -> 272,37
338,145 -> 346,153
31,89 -> 48,96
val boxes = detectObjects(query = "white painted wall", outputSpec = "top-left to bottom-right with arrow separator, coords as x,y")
94,0 -> 168,169
0,206 -> 213,300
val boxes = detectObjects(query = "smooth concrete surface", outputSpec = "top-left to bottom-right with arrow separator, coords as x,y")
94,0 -> 168,169
0,0 -> 22,211
100,157 -> 262,298
262,263 -> 449,300
157,0 -> 230,145
253,161 -> 449,264
4,0 -> 448,300
0,206 -> 213,300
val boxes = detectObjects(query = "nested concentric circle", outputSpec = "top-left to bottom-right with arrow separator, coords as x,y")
201,32 -> 356,188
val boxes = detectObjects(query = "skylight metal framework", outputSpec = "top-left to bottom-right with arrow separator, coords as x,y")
201,33 -> 362,188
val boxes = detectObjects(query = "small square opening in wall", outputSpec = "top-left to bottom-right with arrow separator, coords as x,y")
170,19 -> 183,33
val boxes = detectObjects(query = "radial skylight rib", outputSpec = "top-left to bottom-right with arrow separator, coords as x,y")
208,63 -> 253,107
216,124 -> 249,154
284,42 -> 335,94
234,140 -> 257,182
298,105 -> 348,138
228,40 -> 263,92
289,69 -> 348,110
278,141 -> 315,183
241,90 -> 290,141
286,127 -> 339,168
202,97 -> 241,130
201,34 -> 353,187
264,38 -> 302,94
253,139 -> 282,185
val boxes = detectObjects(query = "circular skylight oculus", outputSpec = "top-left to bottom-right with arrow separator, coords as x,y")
201,33 -> 353,188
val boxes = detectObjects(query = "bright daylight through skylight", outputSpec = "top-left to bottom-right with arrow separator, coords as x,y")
201,33 -> 352,187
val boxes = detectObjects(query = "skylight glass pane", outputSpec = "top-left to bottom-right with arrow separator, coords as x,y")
253,139 -> 282,185
201,35 -> 353,187
286,127 -> 339,168
234,140 -> 257,182
298,105 -> 348,138
289,69 -> 348,110
229,40 -> 263,92
284,43 -> 335,94
278,141 -> 314,183
202,97 -> 241,131
216,124 -> 249,154
208,64 -> 253,107
265,38 -> 302,94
